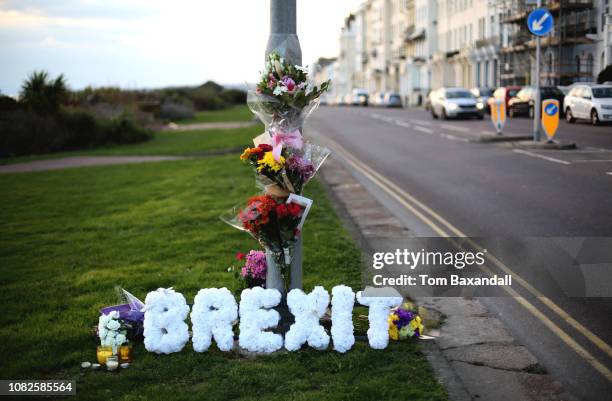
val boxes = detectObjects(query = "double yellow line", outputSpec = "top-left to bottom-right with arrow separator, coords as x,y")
318,133 -> 612,381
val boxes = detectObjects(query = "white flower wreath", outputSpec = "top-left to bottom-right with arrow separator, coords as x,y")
331,285 -> 355,353
238,287 -> 283,353
143,288 -> 190,354
191,287 -> 238,352
356,289 -> 402,349
284,286 -> 330,351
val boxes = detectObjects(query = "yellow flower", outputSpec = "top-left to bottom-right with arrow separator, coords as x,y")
388,313 -> 399,340
240,148 -> 252,160
409,315 -> 424,334
257,151 -> 285,172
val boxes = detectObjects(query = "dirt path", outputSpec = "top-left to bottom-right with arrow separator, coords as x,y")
0,156 -> 187,174
163,121 -> 256,131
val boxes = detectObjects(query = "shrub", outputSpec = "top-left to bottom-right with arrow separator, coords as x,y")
20,71 -> 69,114
221,88 -> 247,105
597,65 -> 612,84
0,108 -> 152,158
158,101 -> 195,121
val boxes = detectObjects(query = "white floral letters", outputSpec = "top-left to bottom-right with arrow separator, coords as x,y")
238,287 -> 284,353
330,285 -> 355,353
356,289 -> 403,349
143,288 -> 190,354
284,286 -> 330,351
140,286 -> 402,354
191,288 -> 238,352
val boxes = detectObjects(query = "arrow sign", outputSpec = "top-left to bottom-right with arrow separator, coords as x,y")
541,99 -> 559,141
527,8 -> 553,36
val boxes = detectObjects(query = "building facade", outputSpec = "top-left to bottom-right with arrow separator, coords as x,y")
315,0 -> 610,103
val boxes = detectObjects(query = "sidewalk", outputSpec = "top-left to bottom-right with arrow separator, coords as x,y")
319,155 -> 579,401
0,156 -> 186,174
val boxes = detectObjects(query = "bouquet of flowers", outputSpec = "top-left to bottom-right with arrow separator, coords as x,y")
249,51 -> 330,125
224,50 -> 329,292
388,306 -> 424,340
98,311 -> 128,354
232,250 -> 268,289
223,194 -> 306,289
240,140 -> 328,196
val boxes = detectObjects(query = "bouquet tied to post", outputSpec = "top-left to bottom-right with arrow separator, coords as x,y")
223,51 -> 331,289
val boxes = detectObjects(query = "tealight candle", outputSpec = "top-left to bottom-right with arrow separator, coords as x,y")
92,363 -> 101,370
120,363 -> 130,369
81,362 -> 91,369
106,356 -> 119,372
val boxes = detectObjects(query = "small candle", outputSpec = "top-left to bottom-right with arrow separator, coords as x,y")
120,363 -> 130,369
106,360 -> 119,371
92,364 -> 101,370
96,346 -> 113,365
81,362 -> 91,369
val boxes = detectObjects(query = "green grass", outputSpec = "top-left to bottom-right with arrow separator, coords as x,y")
0,132 -> 446,400
178,105 -> 254,124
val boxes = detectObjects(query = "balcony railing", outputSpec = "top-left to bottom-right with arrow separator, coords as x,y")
475,36 -> 500,48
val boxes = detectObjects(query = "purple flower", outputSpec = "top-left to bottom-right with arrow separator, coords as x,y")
240,250 -> 267,280
281,76 -> 296,94
286,155 -> 315,181
395,309 -> 415,328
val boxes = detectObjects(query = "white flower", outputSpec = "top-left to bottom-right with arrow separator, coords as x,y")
238,287 -> 283,353
357,288 -> 402,349
273,85 -> 283,96
143,288 -> 190,354
109,311 -> 120,319
284,287 -> 330,351
274,60 -> 283,77
191,288 -> 237,352
106,319 -> 121,331
331,285 -> 355,353
115,333 -> 127,345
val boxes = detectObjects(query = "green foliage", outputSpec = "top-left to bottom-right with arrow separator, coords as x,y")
19,71 -> 69,114
0,109 -> 152,157
177,105 -> 254,125
597,64 -> 612,84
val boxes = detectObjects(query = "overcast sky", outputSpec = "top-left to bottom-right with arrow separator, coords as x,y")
0,0 -> 361,95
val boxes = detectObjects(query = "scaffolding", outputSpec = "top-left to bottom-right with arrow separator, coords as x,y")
498,0 -> 596,86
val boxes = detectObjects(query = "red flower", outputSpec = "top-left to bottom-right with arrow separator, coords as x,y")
287,202 -> 304,217
236,252 -> 246,261
276,204 -> 288,218
258,144 -> 273,152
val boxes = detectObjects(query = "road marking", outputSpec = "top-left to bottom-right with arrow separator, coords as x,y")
440,124 -> 469,132
412,119 -> 432,125
394,120 -> 413,128
313,132 -> 612,380
440,133 -> 470,142
570,160 -> 612,163
513,149 -> 571,165
607,172 -> 612,176
413,125 -> 434,134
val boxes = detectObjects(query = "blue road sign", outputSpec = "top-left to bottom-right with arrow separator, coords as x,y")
544,103 -> 558,116
527,8 -> 553,36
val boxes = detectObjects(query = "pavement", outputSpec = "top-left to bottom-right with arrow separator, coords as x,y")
0,156 -> 186,174
311,106 -> 612,401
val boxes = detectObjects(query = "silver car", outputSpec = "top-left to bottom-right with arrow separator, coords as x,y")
430,88 -> 485,120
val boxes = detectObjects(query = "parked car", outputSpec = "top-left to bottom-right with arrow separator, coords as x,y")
493,86 -> 521,113
471,88 -> 495,113
430,88 -> 484,120
383,92 -> 402,108
564,84 -> 612,125
508,86 -> 565,118
349,89 -> 369,106
371,92 -> 386,107
424,90 -> 436,111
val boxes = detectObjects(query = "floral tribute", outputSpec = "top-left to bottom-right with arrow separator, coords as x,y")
233,250 -> 268,289
224,51 -> 330,289
98,311 -> 128,354
388,305 -> 424,340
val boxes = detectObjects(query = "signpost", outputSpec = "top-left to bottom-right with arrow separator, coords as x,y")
541,99 -> 560,142
527,4 -> 553,142
490,98 -> 506,135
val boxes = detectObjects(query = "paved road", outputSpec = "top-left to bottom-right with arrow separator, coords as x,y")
307,106 -> 612,401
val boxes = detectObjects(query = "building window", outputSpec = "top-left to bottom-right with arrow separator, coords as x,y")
586,54 -> 594,76
476,62 -> 481,86
484,60 -> 489,87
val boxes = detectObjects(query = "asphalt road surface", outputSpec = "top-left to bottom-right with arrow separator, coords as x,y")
307,106 -> 612,401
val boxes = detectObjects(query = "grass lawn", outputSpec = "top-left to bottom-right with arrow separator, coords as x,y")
177,105 -> 254,124
0,129 -> 447,400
